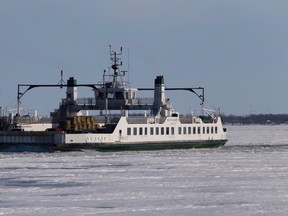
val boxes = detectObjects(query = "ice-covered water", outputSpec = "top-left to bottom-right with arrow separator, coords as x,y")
1,125 -> 288,216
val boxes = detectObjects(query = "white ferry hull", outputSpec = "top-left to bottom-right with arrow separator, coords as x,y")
56,116 -> 228,151
0,115 -> 227,152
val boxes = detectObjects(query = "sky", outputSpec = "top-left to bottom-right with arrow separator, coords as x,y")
1,0 -> 288,116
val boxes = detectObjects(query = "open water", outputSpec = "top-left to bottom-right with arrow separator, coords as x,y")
1,125 -> 288,216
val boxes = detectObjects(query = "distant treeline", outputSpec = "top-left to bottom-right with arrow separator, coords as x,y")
221,114 -> 288,125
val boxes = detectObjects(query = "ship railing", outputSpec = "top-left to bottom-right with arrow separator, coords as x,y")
97,81 -> 132,88
64,97 -> 154,107
126,117 -> 149,124
76,98 -> 96,106
94,115 -> 165,125
95,99 -> 126,106
94,115 -> 121,124
94,116 -> 106,123
126,116 -> 166,124
134,98 -> 154,106
114,81 -> 131,88
91,97 -> 153,106
60,98 -> 96,106
62,97 -> 154,106
15,116 -> 53,124
179,117 -> 193,124
179,116 -> 218,124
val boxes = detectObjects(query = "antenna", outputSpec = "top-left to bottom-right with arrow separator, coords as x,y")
57,70 -> 66,88
109,46 -> 123,87
127,47 -> 130,83
103,70 -> 106,85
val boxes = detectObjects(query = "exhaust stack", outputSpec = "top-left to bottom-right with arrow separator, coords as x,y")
153,76 -> 166,116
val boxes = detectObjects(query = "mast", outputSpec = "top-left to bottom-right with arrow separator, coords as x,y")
109,45 -> 123,88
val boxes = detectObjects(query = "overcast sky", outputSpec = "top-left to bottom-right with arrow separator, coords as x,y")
1,0 -> 288,116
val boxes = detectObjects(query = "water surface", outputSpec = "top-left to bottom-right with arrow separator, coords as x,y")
1,125 -> 288,215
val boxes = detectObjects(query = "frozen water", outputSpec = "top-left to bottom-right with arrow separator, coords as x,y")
1,125 -> 288,215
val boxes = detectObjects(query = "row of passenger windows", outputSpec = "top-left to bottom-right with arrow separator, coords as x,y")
127,126 -> 218,136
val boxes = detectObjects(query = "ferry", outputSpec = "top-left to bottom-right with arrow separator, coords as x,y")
0,47 -> 227,152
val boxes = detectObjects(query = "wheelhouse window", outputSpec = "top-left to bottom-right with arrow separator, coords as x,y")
115,92 -> 124,99
107,92 -> 114,99
207,127 -> 209,134
188,127 -> 191,134
145,127 -> 148,135
183,127 -> 187,135
133,127 -> 137,135
178,127 -> 182,135
139,127 -> 143,135
166,127 -> 169,135
211,126 -> 214,134
203,127 -> 205,134
197,127 -> 201,134
215,126 -> 218,134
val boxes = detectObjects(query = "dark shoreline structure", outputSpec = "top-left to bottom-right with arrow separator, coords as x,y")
0,116 -> 11,131
222,114 -> 288,125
